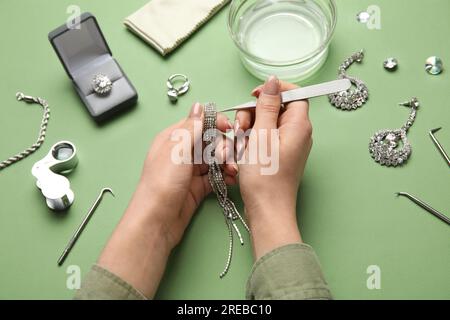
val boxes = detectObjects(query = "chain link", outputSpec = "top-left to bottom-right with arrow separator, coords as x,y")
0,93 -> 50,171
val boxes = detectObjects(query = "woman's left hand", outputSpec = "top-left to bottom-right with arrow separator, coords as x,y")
98,102 -> 237,298
133,102 -> 238,249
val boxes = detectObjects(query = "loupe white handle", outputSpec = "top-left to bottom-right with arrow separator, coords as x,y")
32,141 -> 78,211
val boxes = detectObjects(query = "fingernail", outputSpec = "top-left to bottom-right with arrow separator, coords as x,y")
234,120 -> 240,135
251,87 -> 262,97
189,102 -> 202,118
227,119 -> 233,130
263,75 -> 279,95
231,163 -> 238,174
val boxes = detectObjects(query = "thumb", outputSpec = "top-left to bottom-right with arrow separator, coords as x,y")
254,75 -> 281,130
182,102 -> 204,147
187,102 -> 203,121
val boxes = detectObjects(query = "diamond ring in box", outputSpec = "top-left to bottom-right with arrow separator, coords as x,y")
92,74 -> 113,96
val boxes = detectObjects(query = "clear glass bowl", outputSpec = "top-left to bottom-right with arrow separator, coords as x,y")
228,0 -> 337,82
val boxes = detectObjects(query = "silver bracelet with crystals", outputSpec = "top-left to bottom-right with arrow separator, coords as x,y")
203,102 -> 249,278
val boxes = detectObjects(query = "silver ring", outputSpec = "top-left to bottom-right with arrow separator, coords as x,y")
92,74 -> 113,96
167,74 -> 190,103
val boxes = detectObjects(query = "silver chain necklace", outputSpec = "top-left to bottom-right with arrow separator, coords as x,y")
203,102 -> 249,278
0,93 -> 50,171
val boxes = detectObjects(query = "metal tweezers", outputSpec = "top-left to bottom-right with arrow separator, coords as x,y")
220,79 -> 352,112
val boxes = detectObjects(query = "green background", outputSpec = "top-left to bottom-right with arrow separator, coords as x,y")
0,0 -> 448,299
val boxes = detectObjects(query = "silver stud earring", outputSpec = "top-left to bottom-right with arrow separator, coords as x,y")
369,98 -> 420,167
329,50 -> 369,111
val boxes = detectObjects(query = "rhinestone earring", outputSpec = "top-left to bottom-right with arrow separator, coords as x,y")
329,50 -> 369,111
369,98 -> 420,167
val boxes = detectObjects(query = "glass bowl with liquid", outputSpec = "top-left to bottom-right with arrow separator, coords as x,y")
228,0 -> 337,82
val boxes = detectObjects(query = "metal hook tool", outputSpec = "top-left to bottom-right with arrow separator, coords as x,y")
57,188 -> 115,266
396,192 -> 450,226
429,127 -> 450,166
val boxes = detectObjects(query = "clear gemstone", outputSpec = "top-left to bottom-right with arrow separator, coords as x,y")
425,56 -> 443,75
386,133 -> 397,142
383,58 -> 398,71
92,74 -> 112,95
356,11 -> 371,23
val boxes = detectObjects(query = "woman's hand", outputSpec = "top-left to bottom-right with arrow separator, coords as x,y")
135,103 -> 237,250
98,103 -> 237,298
234,76 -> 313,260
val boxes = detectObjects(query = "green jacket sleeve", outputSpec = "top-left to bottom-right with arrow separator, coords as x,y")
246,243 -> 332,300
75,243 -> 331,300
74,264 -> 147,300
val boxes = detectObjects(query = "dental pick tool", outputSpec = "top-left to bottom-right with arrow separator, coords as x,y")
396,192 -> 450,226
57,188 -> 115,266
429,127 -> 450,166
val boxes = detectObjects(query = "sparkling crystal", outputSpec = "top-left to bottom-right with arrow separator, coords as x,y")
92,74 -> 113,95
425,56 -> 443,75
383,58 -> 398,71
356,11 -> 371,23
386,133 -> 397,142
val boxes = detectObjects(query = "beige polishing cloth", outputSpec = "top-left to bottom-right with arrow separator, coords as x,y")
124,0 -> 230,56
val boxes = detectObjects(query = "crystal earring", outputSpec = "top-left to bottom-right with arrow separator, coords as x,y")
329,50 -> 369,111
369,98 -> 420,167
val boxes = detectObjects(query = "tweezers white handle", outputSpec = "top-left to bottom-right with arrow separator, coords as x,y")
221,79 -> 352,112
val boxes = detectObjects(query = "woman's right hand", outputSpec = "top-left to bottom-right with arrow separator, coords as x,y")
234,76 -> 313,260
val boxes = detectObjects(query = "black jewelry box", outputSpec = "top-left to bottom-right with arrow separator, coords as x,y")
49,12 -> 138,122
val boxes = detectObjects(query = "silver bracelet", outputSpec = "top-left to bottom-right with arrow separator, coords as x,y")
203,102 -> 249,278
0,93 -> 50,171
